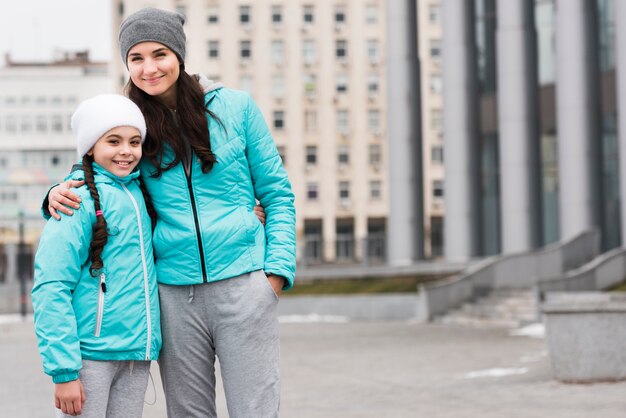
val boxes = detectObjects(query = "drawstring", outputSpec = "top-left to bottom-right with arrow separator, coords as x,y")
144,369 -> 157,406
129,360 -> 134,376
188,285 -> 195,304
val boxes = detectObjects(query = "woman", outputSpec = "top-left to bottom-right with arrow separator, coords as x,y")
47,7 -> 295,418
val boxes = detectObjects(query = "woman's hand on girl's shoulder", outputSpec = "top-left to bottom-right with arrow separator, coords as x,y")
49,180 -> 85,220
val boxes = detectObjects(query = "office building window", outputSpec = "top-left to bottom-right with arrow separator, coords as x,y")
370,181 -> 382,200
429,74 -> 442,93
303,40 -> 316,64
432,145 -> 444,164
365,4 -> 378,24
335,5 -> 346,24
36,115 -> 47,132
368,110 -> 381,133
208,7 -> 219,24
271,40 -> 284,65
51,115 -> 63,132
339,181 -> 350,200
336,74 -> 348,93
273,111 -> 285,130
305,110 -> 317,132
307,183 -> 319,200
306,145 -> 317,165
303,5 -> 314,24
271,5 -> 282,25
430,39 -> 442,60
433,180 -> 444,198
208,41 -> 219,59
367,74 -> 379,95
336,110 -> 349,134
369,144 -> 381,165
336,40 -> 348,59
431,109 -> 443,131
239,75 -> 254,94
367,40 -> 380,63
272,75 -> 285,98
303,74 -> 317,97
337,145 -> 350,165
336,218 -> 355,261
304,219 -> 323,262
240,40 -> 252,59
240,5 -> 251,24
429,4 -> 441,24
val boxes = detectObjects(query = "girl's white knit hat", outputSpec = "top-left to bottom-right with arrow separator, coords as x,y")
71,94 -> 147,158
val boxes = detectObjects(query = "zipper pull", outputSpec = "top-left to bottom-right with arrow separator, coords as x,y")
100,273 -> 107,293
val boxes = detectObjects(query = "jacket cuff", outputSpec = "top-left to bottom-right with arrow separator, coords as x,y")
52,372 -> 79,384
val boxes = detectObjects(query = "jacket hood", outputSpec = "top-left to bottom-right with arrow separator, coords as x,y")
195,73 -> 223,94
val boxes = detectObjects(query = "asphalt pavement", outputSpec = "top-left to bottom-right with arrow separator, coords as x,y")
2,315 -> 625,417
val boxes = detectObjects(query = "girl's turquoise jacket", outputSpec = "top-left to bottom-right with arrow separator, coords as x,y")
33,164 -> 161,384
139,86 -> 297,288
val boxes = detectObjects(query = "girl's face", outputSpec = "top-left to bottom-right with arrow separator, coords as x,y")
89,126 -> 142,177
127,41 -> 181,108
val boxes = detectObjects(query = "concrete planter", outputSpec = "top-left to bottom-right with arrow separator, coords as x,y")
542,292 -> 626,383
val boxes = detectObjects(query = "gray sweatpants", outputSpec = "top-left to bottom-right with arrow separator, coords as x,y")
158,270 -> 280,418
55,359 -> 150,418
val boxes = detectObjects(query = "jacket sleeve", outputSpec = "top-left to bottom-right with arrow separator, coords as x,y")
32,203 -> 94,383
243,93 -> 297,289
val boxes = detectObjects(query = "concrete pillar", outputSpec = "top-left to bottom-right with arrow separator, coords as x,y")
442,0 -> 480,260
385,0 -> 423,264
496,0 -> 540,253
556,0 -> 600,241
617,0 -> 626,246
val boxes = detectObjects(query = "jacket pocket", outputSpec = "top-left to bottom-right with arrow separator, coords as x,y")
94,273 -> 106,337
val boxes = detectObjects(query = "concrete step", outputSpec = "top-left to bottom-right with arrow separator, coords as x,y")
439,288 -> 539,328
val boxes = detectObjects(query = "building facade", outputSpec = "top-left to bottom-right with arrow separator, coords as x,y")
113,0 -> 390,265
440,0 -> 620,260
0,51 -> 113,284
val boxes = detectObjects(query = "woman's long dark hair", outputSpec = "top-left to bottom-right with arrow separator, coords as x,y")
82,155 -> 157,276
126,68 -> 220,177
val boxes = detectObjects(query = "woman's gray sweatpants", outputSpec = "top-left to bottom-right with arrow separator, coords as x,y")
55,359 -> 151,418
158,270 -> 280,418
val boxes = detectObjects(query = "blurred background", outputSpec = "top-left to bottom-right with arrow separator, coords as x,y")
0,0 -> 621,314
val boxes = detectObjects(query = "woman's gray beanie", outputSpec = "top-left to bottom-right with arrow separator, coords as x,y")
119,7 -> 186,66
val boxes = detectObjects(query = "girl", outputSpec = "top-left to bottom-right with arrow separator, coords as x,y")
33,94 -> 161,417
47,7 -> 296,418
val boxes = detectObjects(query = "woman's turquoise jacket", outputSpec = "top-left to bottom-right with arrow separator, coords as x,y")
139,86 -> 297,289
32,164 -> 161,384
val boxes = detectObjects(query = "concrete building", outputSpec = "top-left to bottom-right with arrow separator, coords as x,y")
113,0 -> 390,265
0,51 -> 112,289
438,0 -> 619,260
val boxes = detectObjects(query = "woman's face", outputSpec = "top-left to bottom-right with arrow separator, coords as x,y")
127,42 -> 180,108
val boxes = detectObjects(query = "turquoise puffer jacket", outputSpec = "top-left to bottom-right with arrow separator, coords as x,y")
139,86 -> 296,288
32,164 -> 161,384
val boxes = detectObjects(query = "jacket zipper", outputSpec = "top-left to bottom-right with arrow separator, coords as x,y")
186,163 -> 208,282
122,184 -> 153,360
94,273 -> 106,337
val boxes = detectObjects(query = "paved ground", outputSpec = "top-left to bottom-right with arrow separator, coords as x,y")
2,315 -> 625,417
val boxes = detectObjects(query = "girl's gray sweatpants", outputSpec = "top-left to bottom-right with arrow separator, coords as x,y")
158,269 -> 280,418
55,359 -> 150,418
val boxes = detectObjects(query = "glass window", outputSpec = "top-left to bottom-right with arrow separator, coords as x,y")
36,115 -> 47,132
428,4 -> 441,24
272,75 -> 285,98
303,5 -> 314,24
208,41 -> 219,59
430,39 -> 442,60
431,145 -> 444,164
433,180 -> 444,198
367,74 -> 379,95
339,181 -> 350,199
429,74 -> 442,93
239,74 -> 254,94
365,4 -> 378,24
208,7 -> 219,24
368,110 -> 380,133
336,110 -> 349,134
240,40 -> 252,59
370,181 -> 382,200
271,40 -> 284,65
305,110 -> 317,132
303,40 -> 316,64
271,5 -> 282,25
367,40 -> 380,63
338,145 -> 350,165
51,115 -> 63,132
431,109 -> 443,131
369,144 -> 381,165
336,40 -> 348,59
306,145 -> 317,165
240,5 -> 251,24
307,183 -> 319,200
20,115 -> 32,133
335,5 -> 346,24
6,115 -> 17,133
273,111 -> 285,130
336,74 -> 348,93
303,74 -> 317,97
